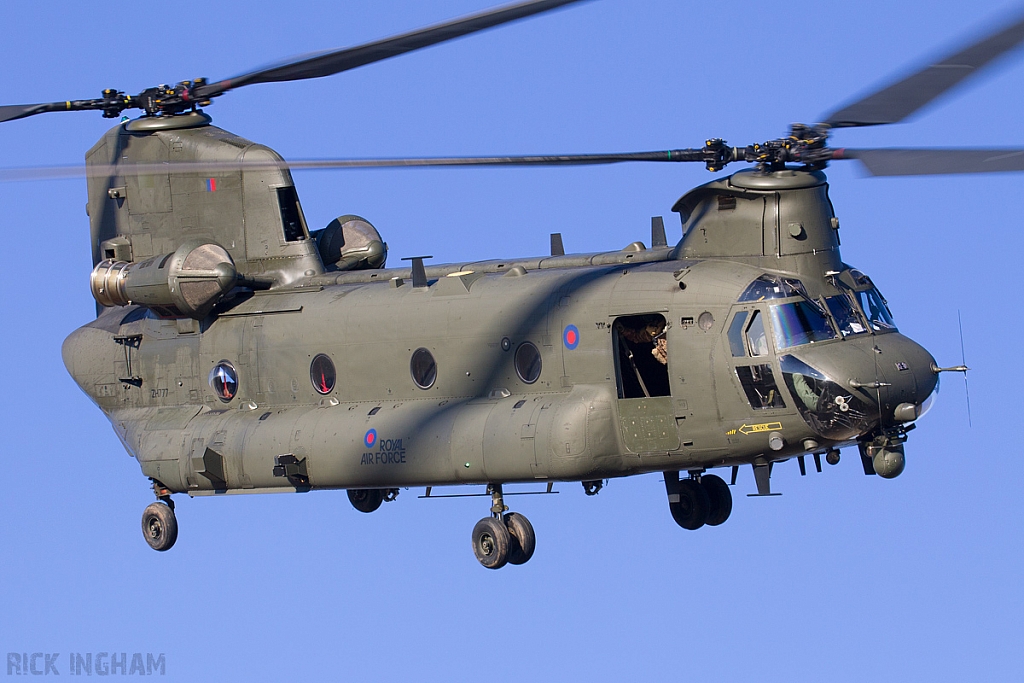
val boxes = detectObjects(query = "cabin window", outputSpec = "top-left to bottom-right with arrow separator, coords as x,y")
209,361 -> 238,402
514,342 -> 542,384
276,186 -> 308,242
613,314 -> 670,399
410,348 -> 437,389
736,364 -> 785,410
310,354 -> 336,394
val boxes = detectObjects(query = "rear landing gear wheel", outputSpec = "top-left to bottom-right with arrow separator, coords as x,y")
504,512 -> 536,565
141,502 -> 177,552
701,474 -> 733,526
348,489 -> 384,513
670,478 -> 710,530
472,517 -> 511,569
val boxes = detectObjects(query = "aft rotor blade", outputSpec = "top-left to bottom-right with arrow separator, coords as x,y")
822,11 -> 1024,128
0,149 -> 707,182
835,148 -> 1024,175
195,0 -> 587,99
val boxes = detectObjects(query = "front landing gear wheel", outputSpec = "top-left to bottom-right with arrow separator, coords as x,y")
141,502 -> 177,552
472,517 -> 511,569
670,478 -> 710,530
701,474 -> 733,526
504,512 -> 536,565
348,489 -> 384,513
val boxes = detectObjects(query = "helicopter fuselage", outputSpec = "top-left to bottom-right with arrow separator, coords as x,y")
62,119 -> 939,500
63,240 -> 937,496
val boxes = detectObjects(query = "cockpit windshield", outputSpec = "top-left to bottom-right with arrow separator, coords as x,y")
855,287 -> 897,331
825,296 -> 868,337
769,301 -> 838,349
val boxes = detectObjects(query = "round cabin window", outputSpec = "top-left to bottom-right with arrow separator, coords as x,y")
209,361 -> 238,402
514,342 -> 542,384
410,348 -> 437,389
310,354 -> 336,394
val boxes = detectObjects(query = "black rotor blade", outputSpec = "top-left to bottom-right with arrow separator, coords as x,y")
195,0 -> 587,99
0,149 -> 706,182
0,102 -> 75,124
0,99 -> 108,124
836,148 -> 1024,175
823,11 -> 1024,128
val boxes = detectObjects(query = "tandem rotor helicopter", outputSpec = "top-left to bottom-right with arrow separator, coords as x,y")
3,0 -> 1020,569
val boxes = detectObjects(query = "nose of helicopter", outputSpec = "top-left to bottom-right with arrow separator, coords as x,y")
786,332 -> 939,436
850,332 -> 938,424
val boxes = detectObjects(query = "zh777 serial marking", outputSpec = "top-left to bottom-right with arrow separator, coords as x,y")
5,0 -> 1004,567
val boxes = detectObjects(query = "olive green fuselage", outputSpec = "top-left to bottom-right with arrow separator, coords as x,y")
62,250 -> 933,496
62,121 -> 939,497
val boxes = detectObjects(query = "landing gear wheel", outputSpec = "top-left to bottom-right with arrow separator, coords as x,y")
472,517 -> 511,569
504,512 -> 536,565
701,474 -> 733,526
141,502 -> 177,552
348,489 -> 384,513
670,478 -> 710,530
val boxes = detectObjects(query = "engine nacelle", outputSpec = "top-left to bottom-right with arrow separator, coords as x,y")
314,215 -> 387,271
91,240 -> 237,319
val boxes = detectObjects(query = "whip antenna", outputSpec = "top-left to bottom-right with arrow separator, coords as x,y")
958,311 -> 973,427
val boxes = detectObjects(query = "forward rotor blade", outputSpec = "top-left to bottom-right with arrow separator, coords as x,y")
0,149 -> 705,182
823,11 -> 1024,128
0,102 -> 77,124
195,0 -> 587,99
836,147 -> 1024,176
0,99 -> 109,124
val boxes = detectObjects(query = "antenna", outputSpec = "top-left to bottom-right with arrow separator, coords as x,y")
958,310 -> 972,427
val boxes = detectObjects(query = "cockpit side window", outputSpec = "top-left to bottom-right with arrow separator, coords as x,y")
746,310 -> 769,357
856,288 -> 897,331
727,311 -> 749,357
736,364 -> 786,410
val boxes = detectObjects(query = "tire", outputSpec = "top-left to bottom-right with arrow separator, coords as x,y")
670,478 -> 710,530
701,474 -> 733,526
504,512 -> 536,565
472,517 -> 511,569
141,502 -> 178,552
348,489 -> 384,513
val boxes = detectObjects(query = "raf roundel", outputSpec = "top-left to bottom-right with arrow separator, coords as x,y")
563,324 -> 580,350
364,429 -> 378,449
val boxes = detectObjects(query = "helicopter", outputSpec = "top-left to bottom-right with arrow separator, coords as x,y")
2,0 -> 1018,569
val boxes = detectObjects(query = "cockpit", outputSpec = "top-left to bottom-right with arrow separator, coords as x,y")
726,270 -> 932,440
735,272 -> 895,351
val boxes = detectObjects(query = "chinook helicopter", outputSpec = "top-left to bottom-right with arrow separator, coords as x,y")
3,0 -> 1019,569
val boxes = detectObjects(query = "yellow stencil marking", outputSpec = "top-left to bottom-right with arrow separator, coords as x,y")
738,422 -> 783,435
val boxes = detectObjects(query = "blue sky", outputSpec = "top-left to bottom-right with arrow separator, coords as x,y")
1,1 -> 1022,680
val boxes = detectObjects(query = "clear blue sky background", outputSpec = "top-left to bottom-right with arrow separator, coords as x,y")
1,1 -> 1022,680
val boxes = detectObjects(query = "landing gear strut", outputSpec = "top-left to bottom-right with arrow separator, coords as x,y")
664,471 -> 733,530
141,480 -> 177,552
471,484 -> 536,569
